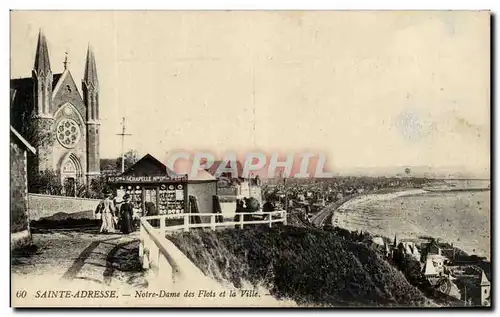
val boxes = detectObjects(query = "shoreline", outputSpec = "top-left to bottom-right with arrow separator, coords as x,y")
335,188 -> 428,212
329,187 -> 490,261
312,187 -> 422,227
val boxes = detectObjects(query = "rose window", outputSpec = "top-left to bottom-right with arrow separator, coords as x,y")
56,119 -> 81,148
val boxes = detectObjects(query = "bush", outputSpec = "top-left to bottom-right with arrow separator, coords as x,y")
170,226 -> 432,307
29,170 -> 63,195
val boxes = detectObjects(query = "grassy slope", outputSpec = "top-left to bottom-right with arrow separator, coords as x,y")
170,225 -> 434,307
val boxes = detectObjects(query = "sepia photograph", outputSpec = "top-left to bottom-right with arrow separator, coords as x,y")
9,10 -> 491,308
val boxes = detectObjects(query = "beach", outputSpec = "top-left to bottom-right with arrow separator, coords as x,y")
332,187 -> 490,260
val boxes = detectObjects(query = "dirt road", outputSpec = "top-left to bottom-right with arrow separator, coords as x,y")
11,229 -> 147,289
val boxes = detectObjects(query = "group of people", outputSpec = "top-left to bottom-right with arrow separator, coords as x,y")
95,190 -> 136,234
233,197 -> 261,223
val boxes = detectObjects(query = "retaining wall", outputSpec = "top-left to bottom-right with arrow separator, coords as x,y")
28,193 -> 100,220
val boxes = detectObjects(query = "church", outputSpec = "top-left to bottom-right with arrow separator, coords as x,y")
10,30 -> 101,192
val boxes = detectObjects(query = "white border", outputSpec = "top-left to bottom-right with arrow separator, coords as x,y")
1,1 -> 498,317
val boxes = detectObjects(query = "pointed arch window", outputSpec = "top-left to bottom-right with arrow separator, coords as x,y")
62,159 -> 77,174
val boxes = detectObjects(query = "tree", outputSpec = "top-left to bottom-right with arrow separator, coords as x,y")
29,170 -> 63,195
115,149 -> 139,172
89,175 -> 111,199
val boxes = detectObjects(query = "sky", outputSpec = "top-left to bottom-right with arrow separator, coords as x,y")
10,11 -> 490,175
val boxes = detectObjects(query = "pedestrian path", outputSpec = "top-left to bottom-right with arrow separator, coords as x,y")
12,230 -> 146,289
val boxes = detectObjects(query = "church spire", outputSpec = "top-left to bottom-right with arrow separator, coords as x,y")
33,29 -> 51,74
83,44 -> 99,90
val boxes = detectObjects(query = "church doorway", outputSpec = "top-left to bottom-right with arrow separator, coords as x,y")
64,177 -> 76,197
61,154 -> 82,197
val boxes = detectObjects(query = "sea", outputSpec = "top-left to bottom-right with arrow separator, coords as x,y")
332,180 -> 491,260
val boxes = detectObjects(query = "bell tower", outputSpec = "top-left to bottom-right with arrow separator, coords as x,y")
32,29 -> 53,117
82,44 -> 101,183
31,29 -> 55,172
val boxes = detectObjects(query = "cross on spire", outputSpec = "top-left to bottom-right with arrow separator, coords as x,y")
63,51 -> 68,70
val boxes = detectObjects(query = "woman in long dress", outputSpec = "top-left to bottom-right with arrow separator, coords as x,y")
99,192 -> 116,234
119,194 -> 134,234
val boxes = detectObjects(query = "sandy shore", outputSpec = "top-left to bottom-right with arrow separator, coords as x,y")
335,189 -> 428,212
331,188 -> 490,260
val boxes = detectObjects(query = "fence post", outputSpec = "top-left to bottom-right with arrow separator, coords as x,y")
142,250 -> 150,269
142,236 -> 150,270
150,243 -> 159,275
269,212 -> 273,228
283,210 -> 287,225
139,222 -> 144,258
159,216 -> 165,233
210,214 -> 216,231
184,214 -> 190,232
239,213 -> 244,229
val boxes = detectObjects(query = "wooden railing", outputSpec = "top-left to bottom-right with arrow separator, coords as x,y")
139,210 -> 287,286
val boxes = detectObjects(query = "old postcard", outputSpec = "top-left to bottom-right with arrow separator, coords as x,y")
10,11 -> 491,308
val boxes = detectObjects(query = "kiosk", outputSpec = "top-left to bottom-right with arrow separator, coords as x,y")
107,154 -> 188,217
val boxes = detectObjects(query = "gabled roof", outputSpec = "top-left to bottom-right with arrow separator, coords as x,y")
10,72 -> 74,131
53,73 -> 63,89
52,69 -> 69,99
10,77 -> 33,132
123,153 -> 184,179
10,126 -> 36,154
51,69 -> 84,102
413,247 -> 421,257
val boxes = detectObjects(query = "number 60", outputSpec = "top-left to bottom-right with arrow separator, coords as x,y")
16,290 -> 27,298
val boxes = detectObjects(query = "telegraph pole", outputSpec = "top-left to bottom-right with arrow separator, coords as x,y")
116,117 -> 132,173
283,171 -> 288,211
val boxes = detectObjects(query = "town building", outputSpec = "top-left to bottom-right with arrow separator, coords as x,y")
10,30 -> 101,193
107,154 -> 218,222
480,270 -> 491,306
400,239 -> 421,261
424,239 -> 442,257
422,257 -> 437,277
10,126 -> 36,249
425,254 -> 448,275
206,160 -> 263,213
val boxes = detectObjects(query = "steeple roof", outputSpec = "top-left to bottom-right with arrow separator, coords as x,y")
33,29 -> 51,73
423,258 -> 437,276
83,44 -> 99,89
481,271 -> 490,287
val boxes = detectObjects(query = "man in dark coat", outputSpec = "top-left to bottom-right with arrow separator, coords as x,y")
145,201 -> 159,228
233,199 -> 245,226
